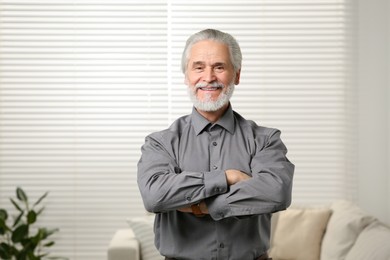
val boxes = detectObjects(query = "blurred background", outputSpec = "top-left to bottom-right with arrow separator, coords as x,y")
0,0 -> 388,259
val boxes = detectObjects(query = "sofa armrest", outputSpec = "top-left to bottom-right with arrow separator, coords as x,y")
107,228 -> 140,260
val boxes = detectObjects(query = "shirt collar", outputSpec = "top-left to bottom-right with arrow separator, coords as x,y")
191,104 -> 235,135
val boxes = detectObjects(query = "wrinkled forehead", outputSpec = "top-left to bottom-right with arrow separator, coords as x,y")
188,40 -> 232,65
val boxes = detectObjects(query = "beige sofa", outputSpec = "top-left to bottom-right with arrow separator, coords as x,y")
107,201 -> 390,260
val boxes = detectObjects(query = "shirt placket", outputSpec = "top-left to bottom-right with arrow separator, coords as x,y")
209,126 -> 229,259
208,125 -> 222,173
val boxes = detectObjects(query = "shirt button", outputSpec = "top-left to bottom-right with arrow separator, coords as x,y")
219,243 -> 224,248
212,165 -> 218,170
212,141 -> 217,146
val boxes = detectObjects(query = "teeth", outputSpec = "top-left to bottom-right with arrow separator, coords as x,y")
200,87 -> 219,90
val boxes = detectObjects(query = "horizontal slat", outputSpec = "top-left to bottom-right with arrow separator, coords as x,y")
0,1 -> 355,259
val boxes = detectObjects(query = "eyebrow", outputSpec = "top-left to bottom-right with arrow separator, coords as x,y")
191,61 -> 227,67
213,62 -> 226,67
192,61 -> 205,67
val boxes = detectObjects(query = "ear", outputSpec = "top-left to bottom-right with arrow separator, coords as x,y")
234,69 -> 241,85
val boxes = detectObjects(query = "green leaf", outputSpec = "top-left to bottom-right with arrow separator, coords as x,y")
11,224 -> 28,243
21,238 -> 31,247
27,250 -> 40,260
16,250 -> 27,260
16,187 -> 28,202
47,228 -> 59,237
39,228 -> 59,240
0,210 -> 9,235
35,228 -> 45,242
27,210 -> 37,224
13,210 -> 25,227
0,218 -> 11,235
34,227 -> 59,243
10,198 -> 23,212
0,242 -> 12,259
21,239 -> 38,258
33,191 -> 49,207
30,235 -> 39,247
44,241 -> 55,247
0,209 -> 8,221
36,206 -> 45,216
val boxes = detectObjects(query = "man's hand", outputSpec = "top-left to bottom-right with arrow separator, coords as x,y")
225,169 -> 251,185
177,206 -> 192,213
198,201 -> 208,214
177,201 -> 208,214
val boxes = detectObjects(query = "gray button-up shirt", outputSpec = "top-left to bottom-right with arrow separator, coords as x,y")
137,105 -> 294,260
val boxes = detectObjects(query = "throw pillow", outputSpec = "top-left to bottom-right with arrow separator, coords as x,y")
345,221 -> 390,260
269,207 -> 331,260
320,200 -> 376,260
127,216 -> 164,260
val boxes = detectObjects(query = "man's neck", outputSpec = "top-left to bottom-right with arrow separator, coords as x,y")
196,103 -> 229,123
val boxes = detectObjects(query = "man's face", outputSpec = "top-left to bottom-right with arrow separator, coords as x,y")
185,40 -> 240,112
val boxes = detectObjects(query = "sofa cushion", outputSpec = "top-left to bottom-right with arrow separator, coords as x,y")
127,216 -> 164,260
269,207 -> 331,260
108,229 -> 140,260
320,200 -> 376,260
345,221 -> 390,260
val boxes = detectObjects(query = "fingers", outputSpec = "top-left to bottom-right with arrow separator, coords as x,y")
177,207 -> 192,213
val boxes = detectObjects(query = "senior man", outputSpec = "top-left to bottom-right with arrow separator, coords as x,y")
137,29 -> 294,260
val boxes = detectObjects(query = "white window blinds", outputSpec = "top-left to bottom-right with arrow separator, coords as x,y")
0,1 -> 356,259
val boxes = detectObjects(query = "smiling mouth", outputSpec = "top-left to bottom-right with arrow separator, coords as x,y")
198,87 -> 222,91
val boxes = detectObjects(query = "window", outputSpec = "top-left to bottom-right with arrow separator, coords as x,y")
0,1 -> 356,259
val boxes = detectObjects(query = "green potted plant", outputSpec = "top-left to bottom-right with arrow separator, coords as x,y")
0,187 -> 66,260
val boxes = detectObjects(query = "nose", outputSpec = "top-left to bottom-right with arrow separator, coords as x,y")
203,68 -> 216,83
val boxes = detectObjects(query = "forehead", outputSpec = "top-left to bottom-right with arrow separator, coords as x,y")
189,40 -> 231,63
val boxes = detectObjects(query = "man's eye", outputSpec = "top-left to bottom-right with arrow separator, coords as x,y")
215,66 -> 224,71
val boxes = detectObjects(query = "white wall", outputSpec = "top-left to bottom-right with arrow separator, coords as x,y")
357,0 -> 389,225
388,0 -> 390,226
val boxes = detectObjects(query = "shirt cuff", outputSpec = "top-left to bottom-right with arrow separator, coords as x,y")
206,193 -> 230,220
203,170 -> 228,198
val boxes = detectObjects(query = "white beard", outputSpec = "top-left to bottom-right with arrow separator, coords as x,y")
187,82 -> 235,112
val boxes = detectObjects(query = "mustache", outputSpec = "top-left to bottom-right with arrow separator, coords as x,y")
195,82 -> 225,89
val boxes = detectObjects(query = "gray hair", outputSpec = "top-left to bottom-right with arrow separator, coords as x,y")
181,29 -> 242,74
